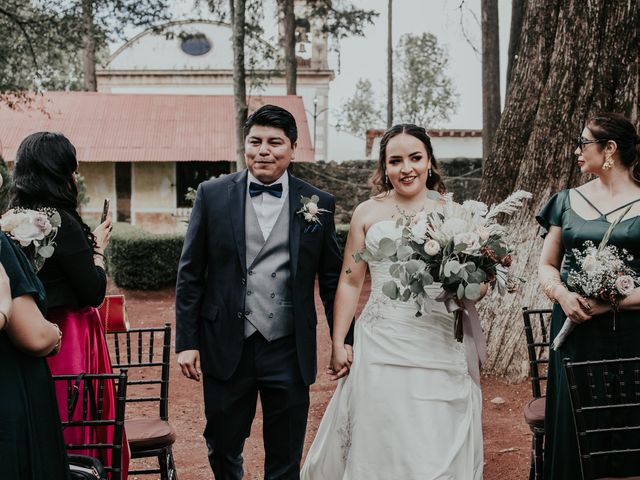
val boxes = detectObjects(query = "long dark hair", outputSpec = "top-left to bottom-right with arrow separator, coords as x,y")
586,113 -> 640,181
370,124 -> 446,195
10,132 -> 97,251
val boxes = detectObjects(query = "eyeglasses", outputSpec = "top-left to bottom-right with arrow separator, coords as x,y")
576,136 -> 607,152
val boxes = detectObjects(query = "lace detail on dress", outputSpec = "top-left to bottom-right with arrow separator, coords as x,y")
337,413 -> 352,465
357,294 -> 389,329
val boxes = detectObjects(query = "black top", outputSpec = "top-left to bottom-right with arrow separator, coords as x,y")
38,210 -> 106,309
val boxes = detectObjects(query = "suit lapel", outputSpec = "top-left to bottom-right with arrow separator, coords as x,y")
228,170 -> 248,275
288,174 -> 304,281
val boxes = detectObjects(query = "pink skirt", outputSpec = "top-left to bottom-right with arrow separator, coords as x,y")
47,306 -> 130,479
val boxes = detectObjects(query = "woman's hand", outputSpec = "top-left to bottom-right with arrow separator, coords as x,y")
93,214 -> 113,255
583,298 -> 612,317
328,343 -> 352,381
0,264 -> 12,330
557,289 -> 592,323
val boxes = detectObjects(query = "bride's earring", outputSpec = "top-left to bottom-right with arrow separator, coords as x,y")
384,173 -> 389,185
428,167 -> 432,177
602,154 -> 614,170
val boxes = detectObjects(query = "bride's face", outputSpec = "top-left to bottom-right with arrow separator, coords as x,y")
385,133 -> 431,198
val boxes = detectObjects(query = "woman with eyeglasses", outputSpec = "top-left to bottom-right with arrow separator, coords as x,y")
537,113 -> 640,479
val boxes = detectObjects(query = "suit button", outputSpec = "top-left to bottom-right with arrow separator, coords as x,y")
248,270 -> 254,276
270,293 -> 275,298
241,278 -> 246,286
247,291 -> 252,296
268,313 -> 274,318
271,272 -> 276,278
237,312 -> 242,318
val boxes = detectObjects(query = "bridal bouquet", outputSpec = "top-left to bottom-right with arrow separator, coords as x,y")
551,209 -> 637,350
0,207 -> 61,271
356,190 -> 532,340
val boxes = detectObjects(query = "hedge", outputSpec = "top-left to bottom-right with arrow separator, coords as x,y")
104,223 -> 185,290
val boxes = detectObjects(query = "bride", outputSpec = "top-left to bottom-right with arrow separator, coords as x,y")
301,124 -> 484,480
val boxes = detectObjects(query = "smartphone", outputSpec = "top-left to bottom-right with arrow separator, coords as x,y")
100,198 -> 110,223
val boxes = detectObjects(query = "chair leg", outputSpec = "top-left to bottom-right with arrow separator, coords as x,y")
159,451 -> 169,480
533,430 -> 544,480
167,448 -> 178,480
529,436 -> 536,480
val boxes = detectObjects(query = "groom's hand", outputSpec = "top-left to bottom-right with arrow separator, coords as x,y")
178,349 -> 201,381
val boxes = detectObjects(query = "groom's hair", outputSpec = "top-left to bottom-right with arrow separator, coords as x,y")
244,104 -> 298,145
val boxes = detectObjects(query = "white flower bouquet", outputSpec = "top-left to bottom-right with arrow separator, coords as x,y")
551,210 -> 637,350
356,190 -> 532,341
0,207 -> 61,271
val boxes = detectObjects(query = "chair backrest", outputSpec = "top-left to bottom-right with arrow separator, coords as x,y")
52,371 -> 128,480
522,307 -> 552,398
109,323 -> 171,420
564,357 -> 640,480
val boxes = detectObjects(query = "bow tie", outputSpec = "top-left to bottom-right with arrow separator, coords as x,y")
249,181 -> 283,198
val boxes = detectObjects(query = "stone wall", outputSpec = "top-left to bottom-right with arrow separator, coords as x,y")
289,158 -> 482,224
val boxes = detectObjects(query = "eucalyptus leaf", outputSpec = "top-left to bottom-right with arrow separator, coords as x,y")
389,263 -> 403,278
301,196 -> 311,204
465,262 -> 477,273
454,243 -> 467,254
401,288 -> 411,301
397,245 -> 414,261
310,195 -> 320,204
379,237 -> 397,257
50,211 -> 62,227
353,252 -> 363,263
468,270 -> 487,284
38,245 -> 55,258
409,280 -> 422,294
465,283 -> 482,300
444,260 -> 461,277
422,272 -> 434,285
457,283 -> 465,299
382,281 -> 399,300
405,259 -> 423,275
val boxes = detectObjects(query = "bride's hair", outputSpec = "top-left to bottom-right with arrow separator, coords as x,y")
370,124 -> 446,195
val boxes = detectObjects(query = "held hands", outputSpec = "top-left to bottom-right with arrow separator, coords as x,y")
327,343 -> 353,381
178,349 -> 201,382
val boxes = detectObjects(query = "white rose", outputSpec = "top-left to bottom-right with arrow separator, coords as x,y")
31,212 -> 53,236
476,225 -> 490,241
440,218 -> 467,237
615,275 -> 635,296
410,219 -> 428,244
454,231 -> 480,250
11,221 -> 45,246
424,239 -> 441,256
0,211 -> 29,233
462,200 -> 488,216
582,255 -> 597,272
306,202 -> 319,215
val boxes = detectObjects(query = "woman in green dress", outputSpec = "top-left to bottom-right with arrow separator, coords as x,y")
538,112 -> 640,479
0,230 -> 70,479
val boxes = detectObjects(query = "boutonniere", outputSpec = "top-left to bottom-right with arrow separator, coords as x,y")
297,195 -> 330,226
0,207 -> 61,271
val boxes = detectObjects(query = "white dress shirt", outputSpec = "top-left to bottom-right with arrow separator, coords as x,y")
247,171 -> 289,240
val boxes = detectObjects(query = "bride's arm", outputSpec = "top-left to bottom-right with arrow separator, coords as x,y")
329,205 -> 368,379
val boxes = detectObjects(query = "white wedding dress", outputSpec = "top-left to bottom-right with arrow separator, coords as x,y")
301,220 -> 483,480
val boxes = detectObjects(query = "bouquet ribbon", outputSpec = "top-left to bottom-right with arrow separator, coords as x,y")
435,291 -> 487,387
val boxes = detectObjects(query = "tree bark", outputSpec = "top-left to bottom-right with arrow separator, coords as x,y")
82,0 -> 96,92
281,0 -> 297,95
478,0 -> 639,380
232,0 -> 247,170
506,0 -> 525,93
386,0 -> 393,128
481,0 -> 500,162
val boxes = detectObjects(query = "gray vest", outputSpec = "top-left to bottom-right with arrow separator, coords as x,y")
243,197 -> 294,340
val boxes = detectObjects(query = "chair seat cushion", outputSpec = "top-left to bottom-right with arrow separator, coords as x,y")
126,418 -> 177,451
523,397 -> 545,429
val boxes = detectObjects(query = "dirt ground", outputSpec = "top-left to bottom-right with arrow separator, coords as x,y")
114,280 -> 532,480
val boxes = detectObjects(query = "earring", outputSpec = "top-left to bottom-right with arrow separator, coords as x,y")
384,173 -> 389,185
428,167 -> 432,177
602,155 -> 614,170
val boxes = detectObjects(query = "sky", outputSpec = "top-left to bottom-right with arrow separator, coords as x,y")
110,0 -> 513,131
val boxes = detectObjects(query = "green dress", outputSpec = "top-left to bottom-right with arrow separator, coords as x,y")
537,189 -> 640,480
0,232 -> 71,479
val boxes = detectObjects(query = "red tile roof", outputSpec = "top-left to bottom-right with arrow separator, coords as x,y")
0,92 -> 314,163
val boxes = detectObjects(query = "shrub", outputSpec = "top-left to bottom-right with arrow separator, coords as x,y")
105,223 -> 184,290
336,224 -> 349,253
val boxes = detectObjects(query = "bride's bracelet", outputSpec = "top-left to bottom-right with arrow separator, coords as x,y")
542,279 -> 564,304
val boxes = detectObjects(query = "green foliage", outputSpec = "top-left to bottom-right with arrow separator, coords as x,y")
0,157 -> 11,213
105,224 -> 184,290
335,79 -> 384,137
75,172 -> 90,207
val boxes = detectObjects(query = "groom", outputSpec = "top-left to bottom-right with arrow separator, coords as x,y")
175,104 -> 348,479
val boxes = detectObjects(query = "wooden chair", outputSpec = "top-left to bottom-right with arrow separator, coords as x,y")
522,307 -> 552,480
53,371 -> 128,480
564,357 -> 640,480
110,324 -> 177,479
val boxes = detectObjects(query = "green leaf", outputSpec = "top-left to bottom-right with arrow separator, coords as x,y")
389,263 -> 403,278
397,245 -> 414,261
50,211 -> 62,227
405,259 -> 423,275
38,245 -> 55,258
382,281 -> 399,300
401,288 -> 411,301
457,283 -> 465,299
301,196 -> 311,204
454,243 -> 467,253
379,237 -> 397,257
444,260 -> 461,277
352,252 -> 363,263
465,262 -> 477,273
409,279 -> 422,294
422,272 -> 434,285
468,270 -> 487,284
465,283 -> 482,300
310,195 -> 320,204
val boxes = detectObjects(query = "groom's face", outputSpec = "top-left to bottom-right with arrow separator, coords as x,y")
245,125 -> 297,184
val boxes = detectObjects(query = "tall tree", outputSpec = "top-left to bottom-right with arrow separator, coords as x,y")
232,0 -> 248,170
477,0 -> 639,380
506,0 -> 525,93
280,0 -> 297,95
481,0 -> 500,161
386,0 -> 393,128
335,79 -> 384,137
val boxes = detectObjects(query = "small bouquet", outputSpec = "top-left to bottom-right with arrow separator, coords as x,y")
551,207 -> 637,350
0,207 -> 61,271
356,190 -> 532,341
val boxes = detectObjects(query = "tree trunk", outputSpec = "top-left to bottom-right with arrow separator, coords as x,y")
282,0 -> 297,95
386,0 -> 393,128
82,0 -> 96,92
506,0 -> 525,93
481,0 -> 500,162
478,0 -> 639,381
232,0 -> 247,170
